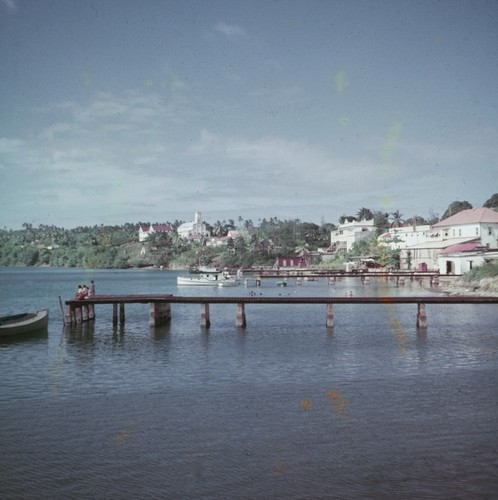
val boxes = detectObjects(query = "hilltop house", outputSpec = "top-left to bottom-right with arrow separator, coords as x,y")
329,219 -> 376,253
399,208 -> 498,273
139,223 -> 172,242
177,212 -> 210,241
207,229 -> 249,247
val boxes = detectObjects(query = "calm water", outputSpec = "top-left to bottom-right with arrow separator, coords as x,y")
0,267 -> 497,499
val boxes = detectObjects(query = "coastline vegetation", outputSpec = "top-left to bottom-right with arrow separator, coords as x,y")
0,218 -> 335,269
0,215 -> 399,270
462,262 -> 498,282
2,195 -> 496,272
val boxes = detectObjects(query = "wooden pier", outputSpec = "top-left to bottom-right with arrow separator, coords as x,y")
243,269 -> 446,287
65,295 -> 173,327
255,269 -> 443,279
65,294 -> 498,329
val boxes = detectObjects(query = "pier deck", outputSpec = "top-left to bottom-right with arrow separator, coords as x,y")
65,294 -> 498,329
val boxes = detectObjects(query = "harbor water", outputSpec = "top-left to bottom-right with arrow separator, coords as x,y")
0,267 -> 497,499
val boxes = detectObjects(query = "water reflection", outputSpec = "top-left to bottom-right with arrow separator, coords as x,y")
150,323 -> 171,342
64,321 -> 96,343
0,328 -> 48,346
415,328 -> 429,367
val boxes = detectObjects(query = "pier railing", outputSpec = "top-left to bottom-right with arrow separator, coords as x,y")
65,294 -> 498,329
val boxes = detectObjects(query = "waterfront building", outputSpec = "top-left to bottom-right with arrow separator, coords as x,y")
400,208 -> 498,273
438,244 -> 498,275
274,253 -> 310,268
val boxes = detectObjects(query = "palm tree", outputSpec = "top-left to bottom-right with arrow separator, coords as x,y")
212,220 -> 224,237
294,242 -> 310,255
374,211 -> 390,236
249,233 -> 260,253
389,210 -> 404,228
170,231 -> 184,253
356,207 -> 374,221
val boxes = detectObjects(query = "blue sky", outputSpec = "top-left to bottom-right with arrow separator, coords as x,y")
1,0 -> 497,229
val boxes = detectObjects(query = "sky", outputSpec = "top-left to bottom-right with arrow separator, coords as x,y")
1,0 -> 497,229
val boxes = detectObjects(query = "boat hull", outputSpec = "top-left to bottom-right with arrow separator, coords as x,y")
0,309 -> 49,337
177,273 -> 239,287
217,280 -> 240,287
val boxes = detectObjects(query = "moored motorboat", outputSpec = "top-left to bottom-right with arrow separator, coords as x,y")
189,265 -> 219,274
177,271 -> 239,286
0,309 -> 49,337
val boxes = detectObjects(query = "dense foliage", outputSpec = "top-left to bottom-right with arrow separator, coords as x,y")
0,218 -> 334,269
462,262 -> 498,283
441,200 -> 473,220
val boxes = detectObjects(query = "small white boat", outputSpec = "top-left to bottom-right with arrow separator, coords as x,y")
0,309 -> 49,337
217,278 -> 240,287
177,271 -> 239,287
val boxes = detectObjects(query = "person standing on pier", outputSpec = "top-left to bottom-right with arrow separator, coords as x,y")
89,280 -> 95,297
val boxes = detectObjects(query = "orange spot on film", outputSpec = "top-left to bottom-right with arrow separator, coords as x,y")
327,389 -> 348,417
301,399 -> 312,411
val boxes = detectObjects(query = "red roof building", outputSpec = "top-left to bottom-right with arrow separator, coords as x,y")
139,224 -> 172,242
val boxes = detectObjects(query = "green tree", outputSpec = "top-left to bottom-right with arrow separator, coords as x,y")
442,200 -> 473,220
426,210 -> 440,225
405,215 -> 426,226
373,211 -> 390,236
483,193 -> 498,210
339,215 -> 357,224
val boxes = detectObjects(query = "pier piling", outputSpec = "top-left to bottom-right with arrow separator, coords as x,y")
149,302 -> 171,327
236,303 -> 247,328
326,304 -> 334,328
417,303 -> 427,328
200,303 -> 210,328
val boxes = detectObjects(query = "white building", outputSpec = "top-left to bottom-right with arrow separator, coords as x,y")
377,224 -> 432,250
330,219 -> 376,253
432,208 -> 498,274
438,243 -> 498,275
400,208 -> 498,273
432,207 -> 498,248
177,212 -> 210,240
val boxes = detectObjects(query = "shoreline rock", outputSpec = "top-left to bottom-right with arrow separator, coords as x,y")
434,276 -> 498,297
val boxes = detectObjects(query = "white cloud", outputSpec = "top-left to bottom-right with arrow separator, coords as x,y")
189,130 -> 388,203
0,137 -> 24,153
2,81 -> 497,228
214,22 -> 246,37
1,0 -> 17,13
